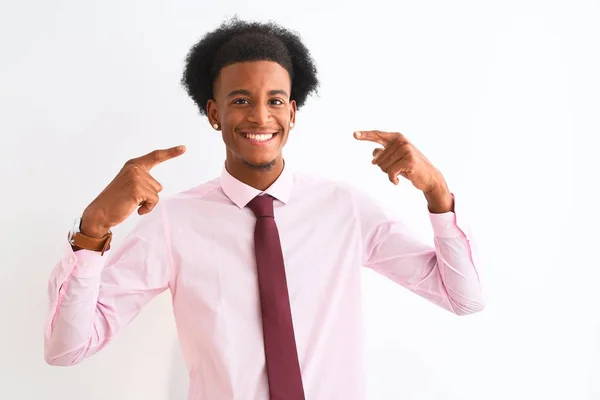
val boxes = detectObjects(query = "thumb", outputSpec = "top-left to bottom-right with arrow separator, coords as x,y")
372,148 -> 384,158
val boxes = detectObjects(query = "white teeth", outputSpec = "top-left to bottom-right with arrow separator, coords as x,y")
243,133 -> 274,141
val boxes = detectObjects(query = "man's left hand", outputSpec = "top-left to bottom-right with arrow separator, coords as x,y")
353,130 -> 443,192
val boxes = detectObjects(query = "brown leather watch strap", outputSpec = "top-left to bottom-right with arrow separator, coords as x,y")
71,231 -> 112,255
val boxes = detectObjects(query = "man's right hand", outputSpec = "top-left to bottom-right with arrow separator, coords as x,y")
80,145 -> 187,238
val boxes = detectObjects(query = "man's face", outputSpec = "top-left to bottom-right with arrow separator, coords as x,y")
207,61 -> 296,170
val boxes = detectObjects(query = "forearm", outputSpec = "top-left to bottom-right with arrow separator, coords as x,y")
430,229 -> 484,315
365,220 -> 484,315
362,192 -> 484,316
45,228 -> 169,366
44,246 -> 112,365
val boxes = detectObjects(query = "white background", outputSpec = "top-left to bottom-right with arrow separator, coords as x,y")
1,0 -> 599,399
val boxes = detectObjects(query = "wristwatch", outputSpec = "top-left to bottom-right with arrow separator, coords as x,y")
68,217 -> 112,255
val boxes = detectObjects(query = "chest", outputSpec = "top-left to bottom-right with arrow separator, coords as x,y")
168,199 -> 361,313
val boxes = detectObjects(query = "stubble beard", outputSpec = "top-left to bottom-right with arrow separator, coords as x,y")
243,159 -> 277,171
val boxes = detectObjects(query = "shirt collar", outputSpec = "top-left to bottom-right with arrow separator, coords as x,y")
220,161 -> 294,209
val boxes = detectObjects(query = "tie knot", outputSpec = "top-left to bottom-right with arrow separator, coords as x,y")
247,195 -> 274,218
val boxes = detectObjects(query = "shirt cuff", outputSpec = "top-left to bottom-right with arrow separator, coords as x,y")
60,239 -> 109,279
428,193 -> 469,238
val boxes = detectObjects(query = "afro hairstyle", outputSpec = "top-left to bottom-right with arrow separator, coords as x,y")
181,17 -> 319,116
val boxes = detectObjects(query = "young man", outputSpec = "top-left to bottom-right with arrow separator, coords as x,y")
44,18 -> 484,400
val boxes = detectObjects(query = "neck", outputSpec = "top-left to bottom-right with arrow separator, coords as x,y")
225,156 -> 284,191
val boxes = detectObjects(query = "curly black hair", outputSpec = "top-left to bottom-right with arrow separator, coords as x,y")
181,17 -> 319,116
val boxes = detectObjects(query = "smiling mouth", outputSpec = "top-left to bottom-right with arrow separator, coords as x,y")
238,132 -> 279,143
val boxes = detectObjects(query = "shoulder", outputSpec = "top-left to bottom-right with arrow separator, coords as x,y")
148,177 -> 229,217
156,177 -> 224,207
291,172 -> 389,228
167,177 -> 222,201
292,172 -> 356,196
291,172 -> 377,207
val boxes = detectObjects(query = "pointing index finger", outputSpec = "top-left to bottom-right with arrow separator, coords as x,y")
133,145 -> 187,170
354,130 -> 395,146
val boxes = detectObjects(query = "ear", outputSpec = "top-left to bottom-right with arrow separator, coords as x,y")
289,99 -> 297,127
206,99 -> 219,128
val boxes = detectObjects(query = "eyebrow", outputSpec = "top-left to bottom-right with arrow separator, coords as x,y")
226,89 -> 289,98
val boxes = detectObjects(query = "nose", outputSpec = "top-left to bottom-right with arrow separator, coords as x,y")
247,103 -> 270,126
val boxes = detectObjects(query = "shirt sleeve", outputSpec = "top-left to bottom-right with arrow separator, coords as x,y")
43,206 -> 172,365
352,187 -> 484,315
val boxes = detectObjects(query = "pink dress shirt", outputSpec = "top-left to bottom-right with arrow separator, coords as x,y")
44,162 -> 484,400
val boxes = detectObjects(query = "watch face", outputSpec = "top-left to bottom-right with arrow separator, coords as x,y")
68,217 -> 82,244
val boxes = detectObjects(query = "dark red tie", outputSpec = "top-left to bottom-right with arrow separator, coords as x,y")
247,195 -> 305,400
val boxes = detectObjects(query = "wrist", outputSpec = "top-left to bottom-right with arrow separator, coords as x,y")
80,209 -> 111,238
424,178 -> 454,214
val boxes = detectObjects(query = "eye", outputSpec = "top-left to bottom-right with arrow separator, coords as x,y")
270,99 -> 285,106
233,98 -> 249,105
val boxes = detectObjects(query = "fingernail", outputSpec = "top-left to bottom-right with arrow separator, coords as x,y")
354,131 -> 362,138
